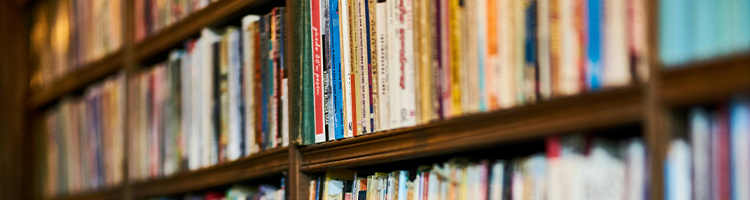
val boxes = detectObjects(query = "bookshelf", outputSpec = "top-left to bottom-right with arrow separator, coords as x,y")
4,0 -> 748,198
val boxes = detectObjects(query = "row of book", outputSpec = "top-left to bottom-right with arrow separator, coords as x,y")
311,135 -> 647,200
296,0 -> 651,144
30,0 -> 125,89
134,0 -> 213,42
39,75 -> 125,198
149,181 -> 285,200
660,0 -> 750,67
128,8 -> 288,181
665,96 -> 750,200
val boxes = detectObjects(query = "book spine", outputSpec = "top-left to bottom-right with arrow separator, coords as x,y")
586,0 -> 601,91
330,0 -> 345,140
627,0 -> 648,82
523,0 -> 537,103
376,0 -> 389,131
439,0 -> 451,119
603,0 -> 629,87
537,0 -> 551,100
448,0 -> 462,117
357,0 -> 372,134
387,0 -> 401,128
312,0 -> 327,143
323,0 -> 333,141
368,0 -> 379,133
342,0 -> 356,138
352,0 -> 364,136
549,0 -> 560,97
415,0 -> 432,124
401,0 -> 416,126
432,0 -> 443,119
731,99 -> 750,200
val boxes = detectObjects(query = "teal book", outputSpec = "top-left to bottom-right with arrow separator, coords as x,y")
659,0 -> 692,67
732,0 -> 750,53
716,0 -> 733,56
691,0 -> 718,60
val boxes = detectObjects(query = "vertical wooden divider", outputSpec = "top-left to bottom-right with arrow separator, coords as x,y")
645,0 -> 668,199
123,0 -> 136,199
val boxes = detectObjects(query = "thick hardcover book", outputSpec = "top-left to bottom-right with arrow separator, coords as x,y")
226,27 -> 244,161
312,0 -> 327,143
289,0 -> 314,145
242,15 -> 260,155
329,0 -> 345,140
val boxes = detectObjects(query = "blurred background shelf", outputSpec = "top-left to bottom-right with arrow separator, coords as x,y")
27,49 -> 124,112
300,85 -> 644,172
130,147 -> 289,199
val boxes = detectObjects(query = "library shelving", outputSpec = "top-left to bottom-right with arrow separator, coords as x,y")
4,0 -> 749,198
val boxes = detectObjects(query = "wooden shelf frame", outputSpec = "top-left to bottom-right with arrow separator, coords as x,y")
51,186 -> 123,200
19,0 -> 750,198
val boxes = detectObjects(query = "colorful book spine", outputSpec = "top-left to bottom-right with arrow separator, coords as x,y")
586,0 -> 602,91
448,0 -> 462,117
323,0 -> 334,141
312,0 -> 326,143
330,0 -> 345,140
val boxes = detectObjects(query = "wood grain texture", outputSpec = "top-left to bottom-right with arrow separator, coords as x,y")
661,53 -> 750,107
131,147 -> 289,199
301,86 -> 644,172
27,49 -> 124,112
134,0 -> 273,62
52,186 -> 124,200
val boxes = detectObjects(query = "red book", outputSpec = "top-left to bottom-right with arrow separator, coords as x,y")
311,0 -> 325,143
205,191 -> 225,200
712,105 -> 730,200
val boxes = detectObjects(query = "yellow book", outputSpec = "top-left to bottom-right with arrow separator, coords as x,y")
449,0 -> 463,117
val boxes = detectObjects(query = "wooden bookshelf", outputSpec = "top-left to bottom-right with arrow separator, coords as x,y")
661,53 -> 750,107
131,147 -> 289,199
300,86 -> 644,172
134,0 -> 275,62
52,186 -> 123,200
27,49 -> 124,112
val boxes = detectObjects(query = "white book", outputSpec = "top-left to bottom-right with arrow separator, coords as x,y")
689,108 -> 710,200
497,0 -> 516,108
387,0 -> 402,129
340,0 -> 354,138
189,38 -> 203,171
666,139 -> 692,200
490,161 -> 504,200
375,0 -> 389,131
603,0 -> 630,87
731,98 -> 750,200
227,28 -> 242,161
200,28 -> 222,167
401,0 -> 417,127
623,139 -> 646,200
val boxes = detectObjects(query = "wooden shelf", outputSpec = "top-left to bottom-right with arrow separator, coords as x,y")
131,147 -> 289,199
661,53 -> 750,107
52,186 -> 122,200
300,86 -> 644,172
135,0 -> 274,62
27,49 -> 124,112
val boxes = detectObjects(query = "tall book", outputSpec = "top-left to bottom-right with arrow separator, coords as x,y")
311,0 -> 326,143
730,98 -> 750,200
329,0 -> 345,140
689,108 -> 711,200
375,0 -> 390,130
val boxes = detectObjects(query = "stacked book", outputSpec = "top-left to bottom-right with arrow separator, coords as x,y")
39,74 -> 126,198
29,0 -> 125,89
134,0 -> 213,42
295,0 -> 651,144
666,96 -> 750,200
128,8 -> 288,182
151,181 -> 285,200
310,135 -> 647,200
660,0 -> 750,67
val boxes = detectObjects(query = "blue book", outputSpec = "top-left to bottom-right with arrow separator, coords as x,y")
731,97 -> 750,200
397,170 -> 408,200
524,0 -> 537,101
260,16 -> 269,150
692,0 -> 718,60
659,0 -> 692,67
329,0 -> 344,139
586,0 -> 602,90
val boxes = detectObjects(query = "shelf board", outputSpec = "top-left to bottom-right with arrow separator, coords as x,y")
131,147 -> 289,199
300,86 -> 644,172
135,0 -> 273,62
27,49 -> 124,112
52,186 -> 122,200
661,53 -> 750,107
